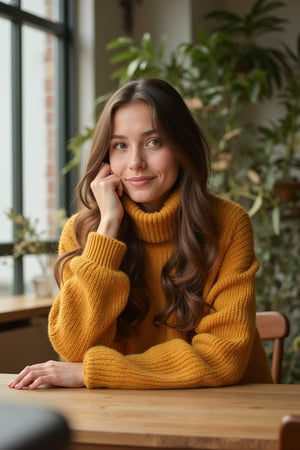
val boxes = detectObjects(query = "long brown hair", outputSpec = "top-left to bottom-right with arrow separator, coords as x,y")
55,78 -> 219,336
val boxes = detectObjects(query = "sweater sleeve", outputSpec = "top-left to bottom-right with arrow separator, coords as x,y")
83,208 -> 263,388
48,216 -> 130,361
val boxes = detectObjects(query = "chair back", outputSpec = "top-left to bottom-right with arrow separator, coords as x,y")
256,311 -> 290,383
278,415 -> 300,450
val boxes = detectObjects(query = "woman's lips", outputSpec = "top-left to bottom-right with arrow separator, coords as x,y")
125,176 -> 155,187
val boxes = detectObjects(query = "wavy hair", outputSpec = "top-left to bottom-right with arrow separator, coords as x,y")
55,78 -> 219,337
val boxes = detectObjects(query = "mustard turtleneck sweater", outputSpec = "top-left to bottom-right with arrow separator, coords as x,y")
48,191 -> 273,388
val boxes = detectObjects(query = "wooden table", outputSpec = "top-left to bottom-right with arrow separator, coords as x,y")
0,295 -> 57,372
0,295 -> 53,324
0,376 -> 299,450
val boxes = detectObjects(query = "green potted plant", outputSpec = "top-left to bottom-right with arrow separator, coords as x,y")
6,208 -> 55,297
258,51 -> 300,203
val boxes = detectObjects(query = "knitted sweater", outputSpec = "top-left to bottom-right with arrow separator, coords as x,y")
48,191 -> 273,388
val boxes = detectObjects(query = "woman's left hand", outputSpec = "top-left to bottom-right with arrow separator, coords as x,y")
8,360 -> 85,390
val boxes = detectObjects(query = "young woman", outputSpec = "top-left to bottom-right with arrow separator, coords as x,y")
9,78 -> 273,390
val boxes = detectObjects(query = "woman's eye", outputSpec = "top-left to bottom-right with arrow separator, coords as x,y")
114,142 -> 126,150
147,138 -> 161,148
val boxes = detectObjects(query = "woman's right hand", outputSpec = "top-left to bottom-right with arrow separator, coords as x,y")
8,360 -> 85,389
90,163 -> 124,238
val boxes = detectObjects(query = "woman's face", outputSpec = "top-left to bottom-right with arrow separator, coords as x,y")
109,101 -> 179,212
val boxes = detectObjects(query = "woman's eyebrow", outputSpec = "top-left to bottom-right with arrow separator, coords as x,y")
111,129 -> 159,140
142,128 -> 159,136
111,134 -> 126,140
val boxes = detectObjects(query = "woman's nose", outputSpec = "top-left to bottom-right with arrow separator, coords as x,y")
129,150 -> 146,170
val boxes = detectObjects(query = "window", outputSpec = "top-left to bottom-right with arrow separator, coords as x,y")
0,0 -> 76,295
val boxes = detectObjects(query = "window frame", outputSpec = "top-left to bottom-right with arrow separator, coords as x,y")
0,0 -> 77,294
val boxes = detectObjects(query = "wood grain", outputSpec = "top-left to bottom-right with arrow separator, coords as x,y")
1,376 -> 299,450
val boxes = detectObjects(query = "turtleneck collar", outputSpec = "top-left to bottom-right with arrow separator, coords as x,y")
122,190 -> 180,243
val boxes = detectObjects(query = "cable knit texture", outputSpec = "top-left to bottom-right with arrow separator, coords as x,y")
48,191 -> 273,388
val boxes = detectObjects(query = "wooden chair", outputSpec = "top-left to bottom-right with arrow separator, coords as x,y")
278,415 -> 300,450
256,311 -> 290,383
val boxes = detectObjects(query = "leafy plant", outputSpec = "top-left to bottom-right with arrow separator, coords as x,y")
62,126 -> 94,176
256,39 -> 300,183
205,0 -> 291,96
6,208 -> 50,275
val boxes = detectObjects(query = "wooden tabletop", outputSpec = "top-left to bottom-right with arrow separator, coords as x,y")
0,295 -> 53,324
0,375 -> 299,450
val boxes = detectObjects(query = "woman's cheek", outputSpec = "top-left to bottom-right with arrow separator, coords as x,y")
110,159 -> 124,180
